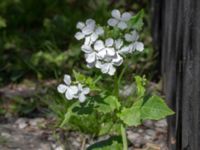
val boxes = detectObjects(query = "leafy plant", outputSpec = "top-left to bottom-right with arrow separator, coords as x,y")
54,9 -> 174,150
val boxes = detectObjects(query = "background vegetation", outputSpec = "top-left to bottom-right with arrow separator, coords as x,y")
0,0 -> 158,122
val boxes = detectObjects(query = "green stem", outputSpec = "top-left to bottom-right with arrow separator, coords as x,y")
118,64 -> 128,87
113,73 -> 119,97
121,124 -> 128,150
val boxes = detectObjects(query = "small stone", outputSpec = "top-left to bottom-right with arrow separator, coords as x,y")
15,118 -> 28,129
155,119 -> 167,128
144,135 -> 152,140
127,132 -> 140,142
143,120 -> 154,128
29,118 -> 45,127
145,129 -> 156,137
138,129 -> 144,133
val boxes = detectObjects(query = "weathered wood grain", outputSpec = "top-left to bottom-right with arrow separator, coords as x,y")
152,0 -> 200,149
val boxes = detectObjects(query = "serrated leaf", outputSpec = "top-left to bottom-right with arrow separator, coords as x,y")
87,136 -> 122,150
129,9 -> 144,31
96,96 -> 121,114
117,100 -> 143,127
141,95 -> 175,120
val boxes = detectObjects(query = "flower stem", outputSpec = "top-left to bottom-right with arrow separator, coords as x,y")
113,73 -> 119,97
121,124 -> 128,150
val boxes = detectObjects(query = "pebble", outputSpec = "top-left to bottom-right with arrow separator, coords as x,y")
155,119 -> 167,128
15,118 -> 28,129
145,129 -> 156,137
143,120 -> 154,128
29,118 -> 45,127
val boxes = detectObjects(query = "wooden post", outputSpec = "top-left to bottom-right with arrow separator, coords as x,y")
152,0 -> 200,149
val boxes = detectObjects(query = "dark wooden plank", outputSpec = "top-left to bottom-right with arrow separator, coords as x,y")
152,0 -> 200,149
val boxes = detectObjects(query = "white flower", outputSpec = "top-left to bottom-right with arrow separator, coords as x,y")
129,41 -> 144,52
124,30 -> 139,42
81,45 -> 98,65
57,75 -> 78,100
118,30 -> 144,54
57,75 -> 90,103
96,53 -> 123,76
75,19 -> 104,45
107,9 -> 132,30
74,84 -> 90,103
94,39 -> 116,59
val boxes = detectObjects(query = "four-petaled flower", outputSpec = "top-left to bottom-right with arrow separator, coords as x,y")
108,9 -> 132,30
57,74 -> 90,102
75,19 -> 104,45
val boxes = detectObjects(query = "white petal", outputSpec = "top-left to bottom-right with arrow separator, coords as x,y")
65,88 -> 74,100
76,22 -> 85,29
79,94 -> 86,103
82,87 -> 90,94
81,45 -> 93,53
121,12 -> 132,21
106,48 -> 116,56
107,18 -> 118,27
75,32 -> 85,40
111,9 -> 121,19
129,43 -> 136,52
90,33 -> 98,42
95,61 -> 102,68
112,54 -> 123,66
64,74 -> 71,85
82,26 -> 93,35
101,63 -> 110,74
115,39 -> 123,49
84,36 -> 91,46
105,38 -> 114,47
108,65 -> 116,76
94,40 -> 105,51
118,46 -> 131,54
86,52 -> 96,63
95,27 -> 104,35
57,84 -> 67,93
131,30 -> 139,41
97,49 -> 107,59
86,19 -> 96,26
117,21 -> 127,30
125,33 -> 133,42
68,85 -> 78,95
135,42 -> 144,52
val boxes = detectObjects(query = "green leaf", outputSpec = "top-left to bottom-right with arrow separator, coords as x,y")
87,136 -> 122,150
129,9 -> 144,31
0,17 -> 6,29
141,95 -> 175,120
135,76 -> 146,97
96,96 -> 121,114
99,122 -> 121,136
60,102 -> 79,127
117,100 -> 143,127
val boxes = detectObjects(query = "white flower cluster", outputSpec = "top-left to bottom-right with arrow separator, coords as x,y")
75,9 -> 144,76
57,74 -> 90,103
